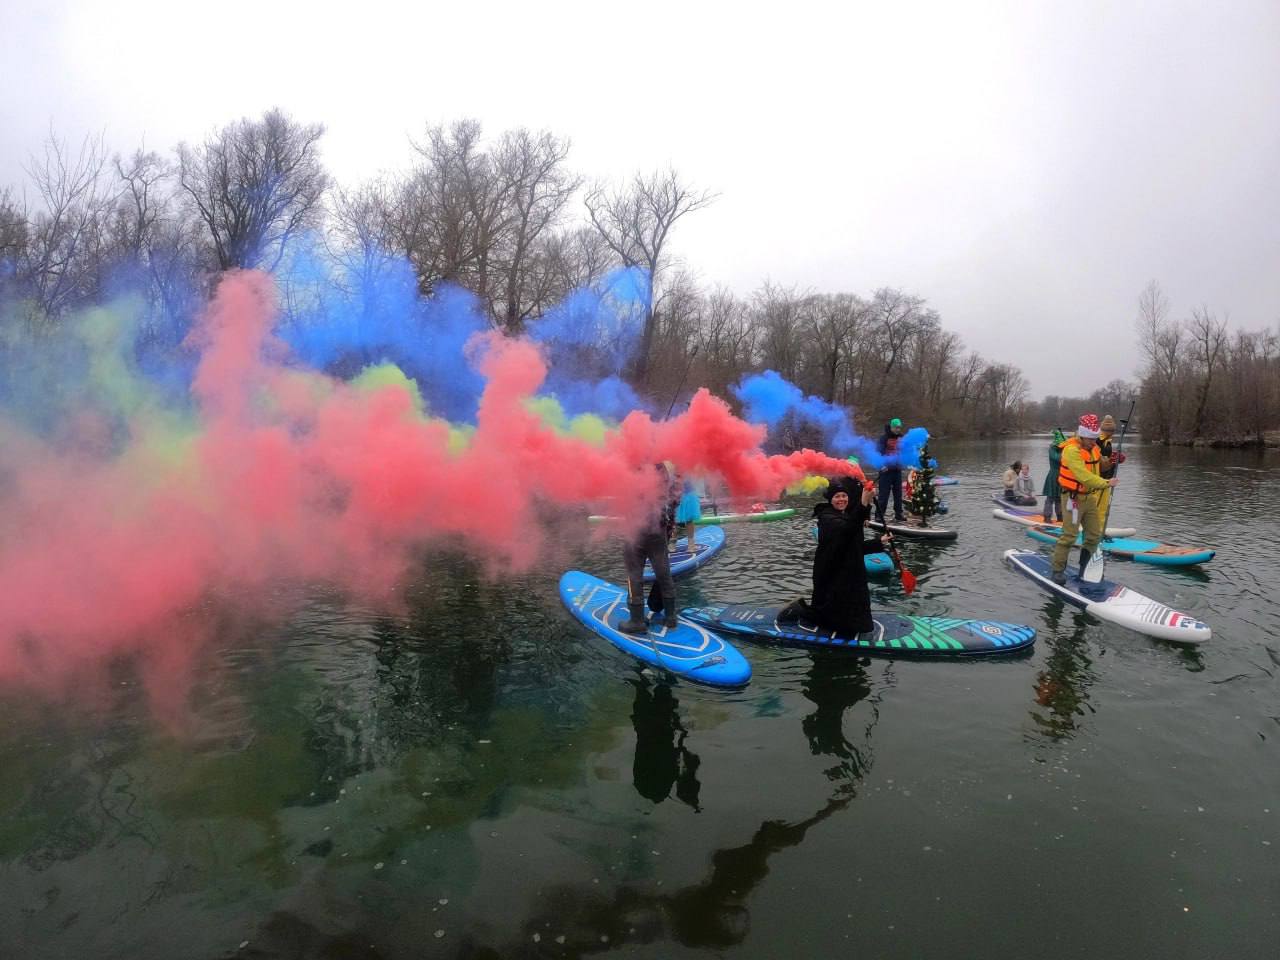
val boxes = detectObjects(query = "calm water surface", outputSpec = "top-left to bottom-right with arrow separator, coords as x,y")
2,440 -> 1278,959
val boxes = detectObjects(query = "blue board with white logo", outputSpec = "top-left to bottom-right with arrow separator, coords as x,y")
680,603 -> 1035,657
644,524 -> 727,581
560,571 -> 752,687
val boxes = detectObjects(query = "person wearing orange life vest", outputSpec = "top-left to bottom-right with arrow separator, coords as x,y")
1050,413 -> 1120,584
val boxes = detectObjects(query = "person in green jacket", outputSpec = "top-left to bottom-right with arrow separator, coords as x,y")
1051,414 -> 1120,584
1042,428 -> 1066,522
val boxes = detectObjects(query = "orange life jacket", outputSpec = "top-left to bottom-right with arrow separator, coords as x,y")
1058,437 -> 1100,494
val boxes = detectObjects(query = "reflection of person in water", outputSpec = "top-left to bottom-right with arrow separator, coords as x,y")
1030,600 -> 1098,740
629,678 -> 701,810
801,651 -> 875,780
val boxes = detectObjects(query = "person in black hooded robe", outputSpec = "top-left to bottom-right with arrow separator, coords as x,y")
804,475 -> 875,636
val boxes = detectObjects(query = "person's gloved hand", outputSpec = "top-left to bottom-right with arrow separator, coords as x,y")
1115,451 -> 1127,465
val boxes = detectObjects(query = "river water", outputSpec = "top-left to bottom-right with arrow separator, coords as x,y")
2,440 -> 1277,959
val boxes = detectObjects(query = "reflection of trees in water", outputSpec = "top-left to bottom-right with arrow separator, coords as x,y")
628,677 -> 700,810
1029,600 -> 1097,741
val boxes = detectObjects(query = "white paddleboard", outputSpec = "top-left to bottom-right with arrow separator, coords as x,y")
1004,549 -> 1210,643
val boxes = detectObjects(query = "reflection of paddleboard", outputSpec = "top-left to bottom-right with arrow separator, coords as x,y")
1003,549 -> 1210,643
559,572 -> 752,687
992,508 -> 1136,538
644,525 -> 727,581
693,508 -> 796,525
681,604 -> 1035,657
1024,526 -> 1215,567
990,492 -> 1040,514
867,518 -> 957,541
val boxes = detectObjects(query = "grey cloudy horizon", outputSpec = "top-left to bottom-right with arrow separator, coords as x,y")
2,0 -> 1277,399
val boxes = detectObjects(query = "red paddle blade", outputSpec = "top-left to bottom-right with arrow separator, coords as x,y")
900,568 -> 918,596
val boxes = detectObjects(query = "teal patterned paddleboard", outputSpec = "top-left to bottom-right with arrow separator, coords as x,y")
680,604 -> 1035,657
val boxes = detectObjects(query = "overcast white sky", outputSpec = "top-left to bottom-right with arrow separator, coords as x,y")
2,0 -> 1277,397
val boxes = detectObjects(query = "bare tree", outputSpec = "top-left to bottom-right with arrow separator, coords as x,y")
1135,280 -> 1181,442
585,168 -> 716,385
22,133 -> 117,321
0,188 -> 28,302
807,292 -> 869,403
752,281 -> 806,383
177,108 -> 328,272
492,129 -> 580,332
1186,305 -> 1228,438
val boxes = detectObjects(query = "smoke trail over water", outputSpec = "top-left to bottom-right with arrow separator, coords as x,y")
733,370 -> 929,468
0,270 -> 860,708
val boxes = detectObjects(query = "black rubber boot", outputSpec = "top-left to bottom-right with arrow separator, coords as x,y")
1077,549 -> 1091,579
662,597 -> 678,630
1051,568 -> 1067,585
618,602 -> 648,635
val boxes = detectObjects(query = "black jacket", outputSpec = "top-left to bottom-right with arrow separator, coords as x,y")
808,499 -> 873,636
1098,435 -> 1116,479
877,426 -> 903,478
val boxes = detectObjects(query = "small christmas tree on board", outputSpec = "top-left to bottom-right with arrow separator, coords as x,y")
905,442 -> 940,526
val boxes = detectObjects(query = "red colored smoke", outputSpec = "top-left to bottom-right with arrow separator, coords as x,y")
0,271 -> 862,703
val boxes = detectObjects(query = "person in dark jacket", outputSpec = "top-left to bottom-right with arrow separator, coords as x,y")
874,418 -> 906,523
780,476 -> 875,636
619,463 -> 679,634
1042,428 -> 1066,522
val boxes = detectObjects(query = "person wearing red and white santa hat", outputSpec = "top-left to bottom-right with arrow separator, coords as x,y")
1050,413 -> 1120,584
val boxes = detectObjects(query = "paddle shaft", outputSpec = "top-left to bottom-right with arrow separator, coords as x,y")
881,533 -> 917,595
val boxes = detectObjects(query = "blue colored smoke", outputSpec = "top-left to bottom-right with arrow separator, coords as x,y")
529,265 -> 649,418
732,369 -> 929,469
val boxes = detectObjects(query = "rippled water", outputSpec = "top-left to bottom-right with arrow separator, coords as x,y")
2,440 -> 1278,959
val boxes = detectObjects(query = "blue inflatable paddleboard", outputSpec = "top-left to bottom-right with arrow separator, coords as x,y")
559,571 -> 752,687
1023,526 -> 1215,567
680,604 -> 1034,657
933,476 -> 959,486
645,524 -> 727,581
864,552 -> 894,575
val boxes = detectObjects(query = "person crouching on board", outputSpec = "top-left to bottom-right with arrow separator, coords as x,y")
780,476 -> 875,636
1051,414 -> 1120,584
1014,462 -> 1037,504
619,463 -> 680,635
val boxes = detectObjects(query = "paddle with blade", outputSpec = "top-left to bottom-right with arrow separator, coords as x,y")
881,532 -> 917,595
1082,398 -> 1135,583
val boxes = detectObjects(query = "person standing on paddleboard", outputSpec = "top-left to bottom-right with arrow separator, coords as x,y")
874,418 -> 907,524
1096,414 -> 1126,520
619,463 -> 680,635
1051,414 -> 1120,584
1042,428 -> 1067,523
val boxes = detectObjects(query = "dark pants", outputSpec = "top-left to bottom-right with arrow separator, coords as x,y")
624,532 -> 675,611
876,471 -> 903,522
1043,491 -> 1062,521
